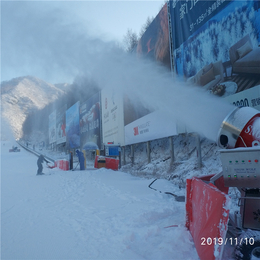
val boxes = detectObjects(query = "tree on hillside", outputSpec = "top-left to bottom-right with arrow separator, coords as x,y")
123,15 -> 154,53
123,28 -> 138,53
139,16 -> 154,38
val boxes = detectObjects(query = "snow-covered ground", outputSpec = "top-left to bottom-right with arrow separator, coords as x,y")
1,140 -> 201,260
2,137 -> 241,260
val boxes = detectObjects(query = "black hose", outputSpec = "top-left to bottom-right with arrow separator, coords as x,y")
148,179 -> 185,202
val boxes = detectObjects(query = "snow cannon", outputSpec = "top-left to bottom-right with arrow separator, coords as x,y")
186,106 -> 260,260
217,106 -> 260,149
216,106 -> 260,189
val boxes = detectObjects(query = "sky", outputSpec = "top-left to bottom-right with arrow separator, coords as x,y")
1,0 -> 165,84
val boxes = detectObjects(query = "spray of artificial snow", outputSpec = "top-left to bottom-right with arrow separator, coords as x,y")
2,1 -> 235,143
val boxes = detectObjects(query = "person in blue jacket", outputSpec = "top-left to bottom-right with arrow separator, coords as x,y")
37,154 -> 49,175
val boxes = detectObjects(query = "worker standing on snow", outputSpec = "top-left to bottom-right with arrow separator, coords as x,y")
37,154 -> 49,175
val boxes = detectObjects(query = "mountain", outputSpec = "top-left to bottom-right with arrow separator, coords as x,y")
1,76 -> 66,139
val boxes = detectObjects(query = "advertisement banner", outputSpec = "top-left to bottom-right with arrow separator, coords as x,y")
136,3 -> 171,69
66,101 -> 80,149
80,92 -> 101,151
224,85 -> 260,111
101,88 -> 125,146
125,110 -> 178,145
49,110 -> 56,144
169,0 -> 260,96
56,105 -> 66,145
169,0 -> 230,51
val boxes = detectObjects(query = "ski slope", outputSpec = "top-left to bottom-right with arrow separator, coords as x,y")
1,141 -> 199,260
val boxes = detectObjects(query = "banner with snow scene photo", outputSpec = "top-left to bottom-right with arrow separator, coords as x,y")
169,0 -> 260,98
79,92 -> 101,151
66,101 -> 80,149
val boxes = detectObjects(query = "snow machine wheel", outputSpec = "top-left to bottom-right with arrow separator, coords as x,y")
235,230 -> 260,260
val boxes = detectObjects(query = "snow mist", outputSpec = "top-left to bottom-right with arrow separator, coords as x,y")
87,51 -> 234,142
2,1 -> 235,143
0,117 -> 16,143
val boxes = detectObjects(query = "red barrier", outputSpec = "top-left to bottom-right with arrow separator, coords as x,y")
63,160 -> 69,170
94,156 -> 119,171
105,157 -> 119,170
186,176 -> 231,260
55,159 -> 69,171
94,156 -> 98,168
197,174 -> 229,195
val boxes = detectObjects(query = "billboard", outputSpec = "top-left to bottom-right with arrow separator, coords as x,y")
49,110 -> 56,144
56,105 -> 66,145
169,0 -> 260,95
224,85 -> 260,111
101,88 -> 125,146
136,3 -> 171,69
66,101 -> 80,149
80,92 -> 101,151
125,110 -> 178,145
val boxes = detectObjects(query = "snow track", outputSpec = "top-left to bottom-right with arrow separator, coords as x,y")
1,141 -> 199,259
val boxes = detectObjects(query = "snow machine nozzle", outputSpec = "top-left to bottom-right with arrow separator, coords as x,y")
217,106 -> 260,149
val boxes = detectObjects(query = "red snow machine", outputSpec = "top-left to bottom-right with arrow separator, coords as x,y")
186,106 -> 260,260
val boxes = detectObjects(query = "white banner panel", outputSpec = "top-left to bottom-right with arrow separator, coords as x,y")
101,88 -> 125,146
224,85 -> 260,111
125,110 -> 178,145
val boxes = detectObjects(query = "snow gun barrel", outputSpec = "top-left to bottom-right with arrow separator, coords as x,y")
217,106 -> 260,149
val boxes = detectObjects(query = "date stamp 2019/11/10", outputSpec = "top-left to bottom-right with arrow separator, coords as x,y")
201,237 -> 255,246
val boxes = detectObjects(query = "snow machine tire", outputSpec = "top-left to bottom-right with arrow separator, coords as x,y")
235,230 -> 260,260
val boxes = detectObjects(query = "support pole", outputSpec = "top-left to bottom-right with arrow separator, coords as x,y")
147,141 -> 151,164
195,133 -> 202,168
119,148 -> 121,169
122,146 -> 126,166
169,136 -> 174,165
131,144 -> 134,165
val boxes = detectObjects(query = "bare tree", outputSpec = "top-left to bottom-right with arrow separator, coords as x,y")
123,15 -> 155,53
139,16 -> 154,38
123,28 -> 138,53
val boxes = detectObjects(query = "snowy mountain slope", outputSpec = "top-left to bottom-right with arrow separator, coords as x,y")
1,76 -> 65,139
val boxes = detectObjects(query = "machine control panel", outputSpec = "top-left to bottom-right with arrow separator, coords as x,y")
220,148 -> 260,188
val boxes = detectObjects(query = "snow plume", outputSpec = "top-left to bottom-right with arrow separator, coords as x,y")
87,50 -> 234,142
0,116 -> 15,142
1,1 -> 118,84
2,1 -> 234,143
